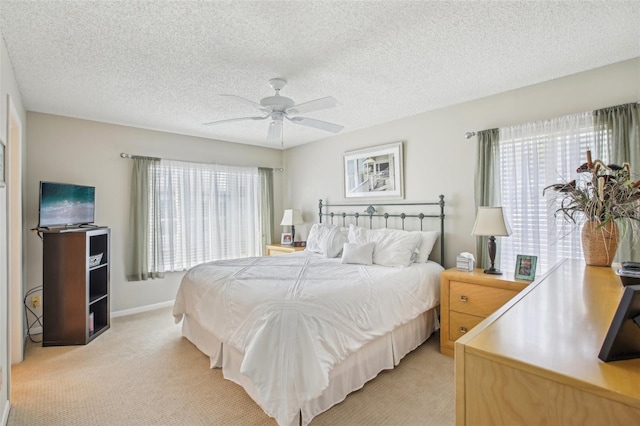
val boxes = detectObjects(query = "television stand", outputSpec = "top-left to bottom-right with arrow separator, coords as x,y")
42,227 -> 110,345
32,224 -> 106,233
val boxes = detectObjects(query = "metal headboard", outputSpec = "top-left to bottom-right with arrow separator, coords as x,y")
318,195 -> 445,265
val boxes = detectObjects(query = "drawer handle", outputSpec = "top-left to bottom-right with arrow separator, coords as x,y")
460,295 -> 468,302
460,327 -> 468,334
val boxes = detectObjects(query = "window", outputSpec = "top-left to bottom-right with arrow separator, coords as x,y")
150,160 -> 263,272
497,112 -> 609,274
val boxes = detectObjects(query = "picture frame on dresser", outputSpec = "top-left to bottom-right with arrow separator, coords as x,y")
343,141 -> 403,199
280,232 -> 293,245
514,254 -> 537,281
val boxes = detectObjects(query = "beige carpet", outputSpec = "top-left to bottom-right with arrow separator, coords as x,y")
8,307 -> 454,425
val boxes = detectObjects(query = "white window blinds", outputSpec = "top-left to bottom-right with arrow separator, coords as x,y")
150,160 -> 262,272
497,112 -> 609,274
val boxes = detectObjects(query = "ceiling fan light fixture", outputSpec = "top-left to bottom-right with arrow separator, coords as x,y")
268,119 -> 283,142
260,95 -> 295,110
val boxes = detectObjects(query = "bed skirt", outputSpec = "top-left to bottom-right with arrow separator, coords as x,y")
181,307 -> 439,425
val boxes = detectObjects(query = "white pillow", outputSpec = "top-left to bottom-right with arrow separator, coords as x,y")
412,231 -> 439,263
306,224 -> 333,253
324,226 -> 348,258
348,224 -> 369,244
341,242 -> 375,265
305,223 -> 348,258
367,228 -> 421,267
339,226 -> 350,237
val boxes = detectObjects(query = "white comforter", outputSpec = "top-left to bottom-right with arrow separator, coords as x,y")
173,252 -> 442,425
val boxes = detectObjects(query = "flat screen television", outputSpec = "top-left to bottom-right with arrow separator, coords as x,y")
38,181 -> 95,228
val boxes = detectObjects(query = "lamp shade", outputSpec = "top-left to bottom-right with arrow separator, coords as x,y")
471,207 -> 512,237
280,209 -> 303,226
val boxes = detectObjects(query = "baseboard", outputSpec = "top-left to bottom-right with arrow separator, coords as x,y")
22,302 -> 175,342
1,400 -> 10,426
111,300 -> 175,318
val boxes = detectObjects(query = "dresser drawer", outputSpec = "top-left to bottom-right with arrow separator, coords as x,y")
450,281 -> 518,317
449,311 -> 485,341
440,268 -> 530,357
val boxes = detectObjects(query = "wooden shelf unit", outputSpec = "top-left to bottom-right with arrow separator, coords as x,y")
42,227 -> 110,346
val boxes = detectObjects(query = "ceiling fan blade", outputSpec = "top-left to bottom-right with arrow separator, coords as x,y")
220,94 -> 271,112
268,120 -> 283,142
203,116 -> 268,126
286,96 -> 339,115
286,116 -> 344,133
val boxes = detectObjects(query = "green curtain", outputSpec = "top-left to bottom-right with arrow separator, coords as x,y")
594,103 -> 640,262
474,129 -> 501,269
258,167 -> 274,255
127,157 -> 164,281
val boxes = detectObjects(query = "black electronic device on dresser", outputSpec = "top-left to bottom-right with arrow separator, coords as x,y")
42,227 -> 110,346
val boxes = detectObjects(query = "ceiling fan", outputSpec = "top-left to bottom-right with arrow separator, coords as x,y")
204,78 -> 344,142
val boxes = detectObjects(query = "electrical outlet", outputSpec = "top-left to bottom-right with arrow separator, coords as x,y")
31,295 -> 41,309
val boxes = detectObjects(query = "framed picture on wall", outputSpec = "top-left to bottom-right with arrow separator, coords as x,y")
343,142 -> 404,199
514,254 -> 537,281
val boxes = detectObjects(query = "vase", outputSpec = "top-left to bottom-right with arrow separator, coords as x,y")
581,220 -> 620,266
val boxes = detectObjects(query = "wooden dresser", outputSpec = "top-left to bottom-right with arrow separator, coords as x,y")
455,259 -> 640,425
265,244 -> 305,256
440,268 -> 530,356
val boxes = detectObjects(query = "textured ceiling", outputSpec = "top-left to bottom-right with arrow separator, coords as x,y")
1,1 -> 639,149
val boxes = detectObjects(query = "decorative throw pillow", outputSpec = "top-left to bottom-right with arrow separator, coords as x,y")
341,242 -> 375,265
411,231 -> 439,263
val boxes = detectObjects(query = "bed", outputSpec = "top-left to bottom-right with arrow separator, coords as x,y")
173,197 -> 446,425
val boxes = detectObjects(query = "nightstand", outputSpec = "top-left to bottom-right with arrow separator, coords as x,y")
266,244 -> 306,256
440,268 -> 530,356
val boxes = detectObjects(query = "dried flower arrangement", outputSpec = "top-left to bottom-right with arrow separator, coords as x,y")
543,150 -> 640,265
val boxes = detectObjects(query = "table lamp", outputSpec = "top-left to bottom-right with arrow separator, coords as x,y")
471,207 -> 512,275
280,209 -> 303,243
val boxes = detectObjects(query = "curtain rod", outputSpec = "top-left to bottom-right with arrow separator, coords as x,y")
465,101 -> 640,140
119,153 -> 284,172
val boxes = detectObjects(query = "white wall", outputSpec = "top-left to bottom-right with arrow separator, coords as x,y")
284,58 -> 640,269
25,113 -> 284,313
